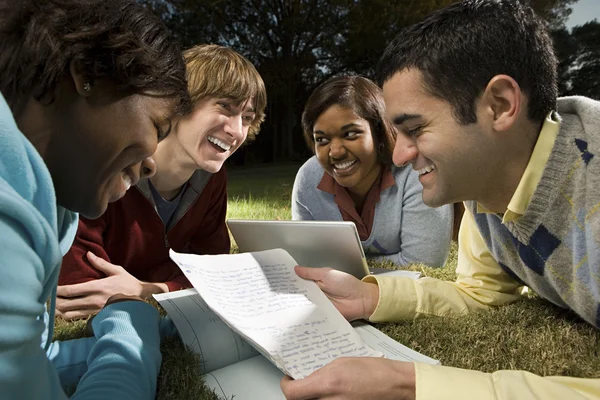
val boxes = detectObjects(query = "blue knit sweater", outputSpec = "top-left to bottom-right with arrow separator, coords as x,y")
292,156 -> 453,267
466,96 -> 600,328
0,93 -> 163,399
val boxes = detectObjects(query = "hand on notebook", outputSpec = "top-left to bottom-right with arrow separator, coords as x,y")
280,356 -> 416,400
294,266 -> 380,321
56,251 -> 168,320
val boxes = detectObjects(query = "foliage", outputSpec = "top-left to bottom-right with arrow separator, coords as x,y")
140,0 -> 591,161
567,21 -> 600,99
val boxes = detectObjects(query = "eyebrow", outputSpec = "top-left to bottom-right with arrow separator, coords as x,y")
392,113 -> 422,125
314,122 -> 362,134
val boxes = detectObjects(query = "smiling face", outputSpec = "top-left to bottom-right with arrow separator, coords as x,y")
382,69 -> 493,207
172,96 -> 255,173
47,89 -> 175,218
313,104 -> 382,197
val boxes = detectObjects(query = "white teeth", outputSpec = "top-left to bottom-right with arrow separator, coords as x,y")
122,172 -> 132,191
208,136 -> 232,151
333,160 -> 357,170
417,164 -> 436,176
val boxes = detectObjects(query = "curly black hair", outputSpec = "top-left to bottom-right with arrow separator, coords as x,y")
0,0 -> 191,115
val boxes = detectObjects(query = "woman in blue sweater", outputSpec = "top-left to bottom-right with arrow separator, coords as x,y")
0,0 -> 190,398
292,75 -> 452,267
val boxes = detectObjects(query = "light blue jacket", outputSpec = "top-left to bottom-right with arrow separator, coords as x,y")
0,93 -> 162,399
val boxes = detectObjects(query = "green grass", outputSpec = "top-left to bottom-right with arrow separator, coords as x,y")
226,162 -> 299,222
53,162 -> 600,399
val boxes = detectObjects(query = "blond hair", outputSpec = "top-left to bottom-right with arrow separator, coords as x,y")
183,44 -> 267,139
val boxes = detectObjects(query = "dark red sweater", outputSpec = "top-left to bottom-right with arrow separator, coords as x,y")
59,168 -> 230,291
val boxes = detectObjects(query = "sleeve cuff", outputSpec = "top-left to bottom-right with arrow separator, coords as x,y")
362,275 -> 418,322
92,300 -> 160,341
415,362 -> 494,400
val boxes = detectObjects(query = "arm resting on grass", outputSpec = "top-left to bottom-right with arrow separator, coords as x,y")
365,208 -> 523,321
414,362 -> 600,400
60,212 -> 171,295
71,301 -> 161,399
0,215 -> 161,399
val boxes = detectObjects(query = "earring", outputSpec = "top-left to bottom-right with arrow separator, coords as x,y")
83,82 -> 91,92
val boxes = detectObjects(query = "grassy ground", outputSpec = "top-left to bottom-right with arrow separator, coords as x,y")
53,162 -> 600,399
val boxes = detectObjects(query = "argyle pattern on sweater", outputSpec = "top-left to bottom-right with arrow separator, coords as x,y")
466,96 -> 600,328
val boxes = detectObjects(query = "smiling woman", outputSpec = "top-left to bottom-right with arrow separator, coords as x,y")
0,0 -> 190,398
292,75 -> 453,267
58,44 -> 267,320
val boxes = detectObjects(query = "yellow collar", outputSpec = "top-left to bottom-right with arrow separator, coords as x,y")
477,111 -> 560,223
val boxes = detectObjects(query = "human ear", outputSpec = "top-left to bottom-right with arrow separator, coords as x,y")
481,75 -> 522,132
68,60 -> 92,96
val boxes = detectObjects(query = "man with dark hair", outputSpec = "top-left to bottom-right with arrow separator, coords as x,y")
281,1 -> 600,399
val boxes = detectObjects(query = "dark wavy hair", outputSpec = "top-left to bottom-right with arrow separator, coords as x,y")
302,75 -> 396,164
377,0 -> 557,125
0,0 -> 191,115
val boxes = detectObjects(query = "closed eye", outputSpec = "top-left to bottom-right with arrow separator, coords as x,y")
406,126 -> 422,136
242,114 -> 255,126
217,101 -> 230,110
155,119 -> 172,142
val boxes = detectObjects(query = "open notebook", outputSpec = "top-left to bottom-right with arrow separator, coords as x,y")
154,248 -> 438,399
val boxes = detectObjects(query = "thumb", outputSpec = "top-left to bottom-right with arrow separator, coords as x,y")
280,374 -> 321,400
294,265 -> 331,281
86,251 -> 122,276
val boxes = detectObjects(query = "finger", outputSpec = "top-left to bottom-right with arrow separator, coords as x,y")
104,293 -> 145,307
294,265 -> 332,281
280,373 -> 325,400
56,307 -> 97,321
56,294 -> 106,313
86,251 -> 121,276
56,281 -> 98,298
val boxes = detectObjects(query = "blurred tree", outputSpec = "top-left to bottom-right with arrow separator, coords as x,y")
567,21 -> 600,99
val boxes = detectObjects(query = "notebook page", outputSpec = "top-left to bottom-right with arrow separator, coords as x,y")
170,248 -> 382,379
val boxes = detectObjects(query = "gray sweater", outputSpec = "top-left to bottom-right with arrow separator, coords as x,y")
466,96 -> 600,328
292,156 -> 453,267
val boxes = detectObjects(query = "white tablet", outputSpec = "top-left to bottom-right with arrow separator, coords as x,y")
226,219 -> 370,279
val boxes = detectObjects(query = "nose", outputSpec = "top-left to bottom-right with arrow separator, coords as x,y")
392,133 -> 419,167
328,138 -> 346,160
224,115 -> 244,141
140,156 -> 157,179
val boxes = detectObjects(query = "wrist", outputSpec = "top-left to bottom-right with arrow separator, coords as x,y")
140,281 -> 169,298
390,360 -> 416,400
363,281 -> 380,319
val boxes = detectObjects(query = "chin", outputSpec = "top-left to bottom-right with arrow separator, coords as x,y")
56,190 -> 105,219
199,161 -> 224,174
78,201 -> 107,219
422,192 -> 448,208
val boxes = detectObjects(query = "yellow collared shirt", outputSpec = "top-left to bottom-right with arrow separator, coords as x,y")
363,113 -> 600,399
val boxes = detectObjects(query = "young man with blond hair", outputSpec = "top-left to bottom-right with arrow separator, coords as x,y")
57,44 -> 267,320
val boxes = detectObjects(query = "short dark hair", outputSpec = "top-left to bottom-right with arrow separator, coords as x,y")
302,75 -> 396,164
0,0 -> 191,115
377,0 -> 558,124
